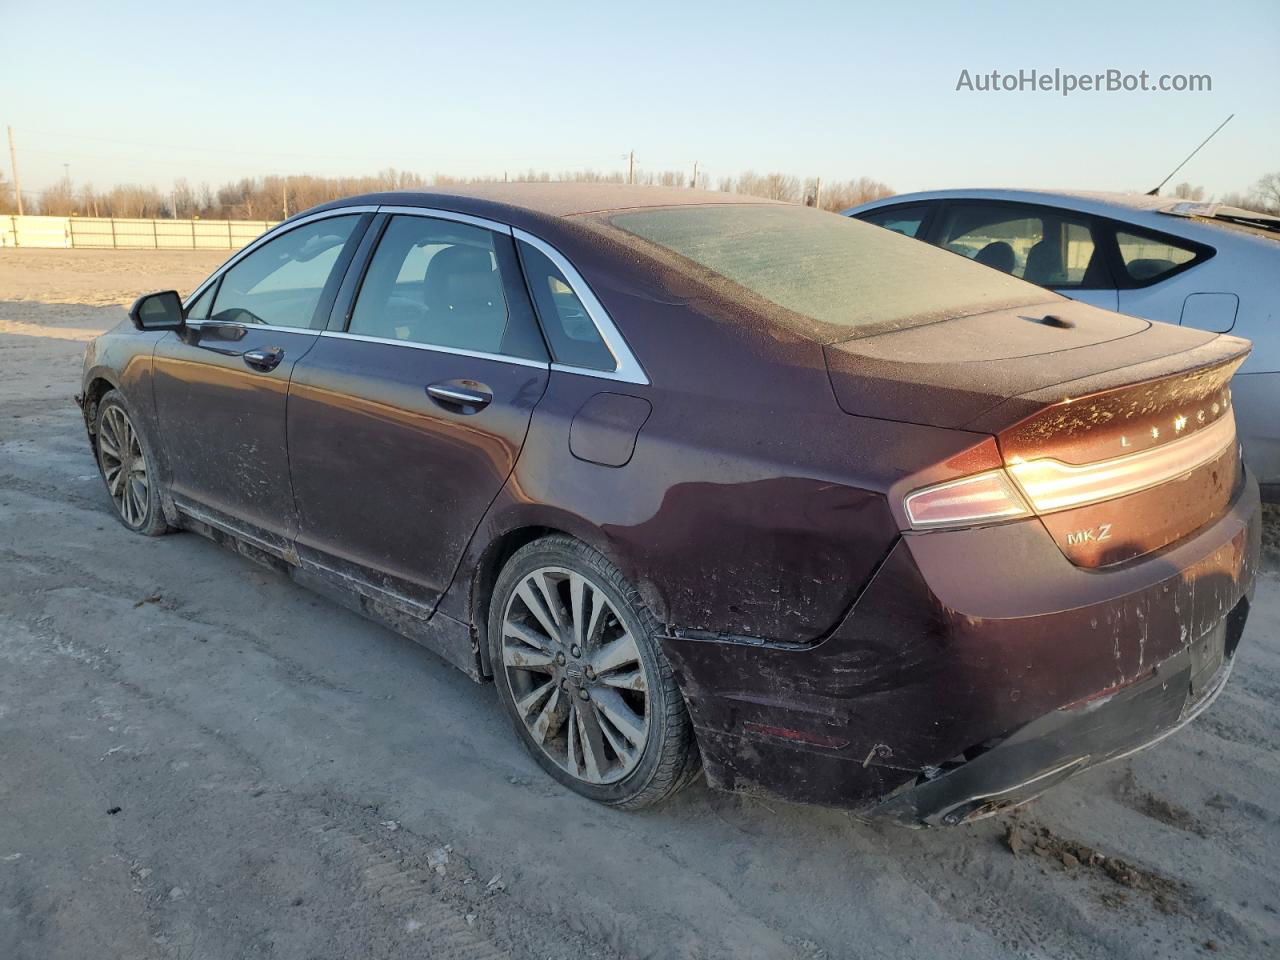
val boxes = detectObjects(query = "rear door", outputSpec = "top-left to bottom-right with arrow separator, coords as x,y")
286,210 -> 550,609
928,201 -> 1120,311
152,212 -> 367,549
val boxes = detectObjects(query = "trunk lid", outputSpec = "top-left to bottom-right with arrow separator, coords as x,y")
825,301 -> 1252,566
823,299 -> 1211,428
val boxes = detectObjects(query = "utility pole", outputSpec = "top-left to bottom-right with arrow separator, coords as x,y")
7,126 -> 24,215
691,160 -> 698,189
628,150 -> 634,185
281,181 -> 289,219
814,177 -> 822,210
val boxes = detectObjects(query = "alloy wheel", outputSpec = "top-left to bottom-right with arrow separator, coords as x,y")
97,405 -> 150,527
500,566 -> 651,785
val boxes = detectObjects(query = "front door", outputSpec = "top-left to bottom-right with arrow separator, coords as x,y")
151,213 -> 366,549
286,212 -> 550,608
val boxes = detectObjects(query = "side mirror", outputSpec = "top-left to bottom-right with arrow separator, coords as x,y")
129,290 -> 185,331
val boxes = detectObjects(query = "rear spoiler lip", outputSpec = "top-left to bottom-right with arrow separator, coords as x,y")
962,334 -> 1252,438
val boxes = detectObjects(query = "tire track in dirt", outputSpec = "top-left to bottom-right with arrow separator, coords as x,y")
0,607 -> 605,960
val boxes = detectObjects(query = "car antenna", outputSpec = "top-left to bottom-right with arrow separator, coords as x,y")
1146,114 -> 1234,196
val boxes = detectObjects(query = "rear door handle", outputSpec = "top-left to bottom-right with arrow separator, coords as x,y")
242,347 -> 285,372
427,381 -> 492,413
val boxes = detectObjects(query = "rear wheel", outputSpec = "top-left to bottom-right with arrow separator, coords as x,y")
489,535 -> 699,807
94,390 -> 169,536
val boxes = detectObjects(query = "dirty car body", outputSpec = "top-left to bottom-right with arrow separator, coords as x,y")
78,185 -> 1261,825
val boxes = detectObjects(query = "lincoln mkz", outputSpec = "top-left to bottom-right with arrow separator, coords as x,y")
78,185 -> 1260,824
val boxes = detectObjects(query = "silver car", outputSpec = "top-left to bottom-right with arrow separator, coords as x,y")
845,190 -> 1280,498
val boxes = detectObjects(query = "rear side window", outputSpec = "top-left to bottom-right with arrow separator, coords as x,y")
518,241 -> 615,371
211,215 -> 360,328
935,203 -> 1110,289
606,204 -> 1047,342
1115,230 -> 1200,283
859,204 -> 929,238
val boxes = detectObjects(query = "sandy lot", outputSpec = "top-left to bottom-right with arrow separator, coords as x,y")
1,249 -> 1278,960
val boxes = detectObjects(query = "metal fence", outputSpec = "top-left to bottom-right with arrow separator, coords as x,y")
1,215 -> 278,250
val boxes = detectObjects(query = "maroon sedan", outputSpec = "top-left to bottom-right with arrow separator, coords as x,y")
78,185 -> 1260,824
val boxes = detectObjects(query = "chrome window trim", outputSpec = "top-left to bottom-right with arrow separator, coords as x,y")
180,203 -> 649,386
184,319 -> 320,335
318,330 -> 550,371
374,205 -> 514,235
512,227 -> 649,386
181,206 -> 379,311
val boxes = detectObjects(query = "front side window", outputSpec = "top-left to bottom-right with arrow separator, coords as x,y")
184,283 -> 214,321
935,204 -> 1109,289
859,204 -> 929,238
517,242 -> 615,371
350,216 -> 518,356
1115,229 -> 1200,283
211,215 -> 359,328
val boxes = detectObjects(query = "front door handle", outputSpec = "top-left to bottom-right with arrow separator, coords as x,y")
427,381 -> 492,413
242,347 -> 285,372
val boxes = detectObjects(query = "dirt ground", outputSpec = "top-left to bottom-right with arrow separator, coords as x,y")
2,248 -> 1278,960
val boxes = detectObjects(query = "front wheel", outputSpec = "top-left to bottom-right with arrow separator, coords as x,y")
93,390 -> 170,536
489,536 -> 699,808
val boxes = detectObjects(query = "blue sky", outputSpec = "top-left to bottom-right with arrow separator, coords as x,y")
4,0 -> 1278,198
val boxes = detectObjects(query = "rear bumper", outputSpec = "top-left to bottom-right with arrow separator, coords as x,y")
870,599 -> 1245,826
660,471 -> 1261,818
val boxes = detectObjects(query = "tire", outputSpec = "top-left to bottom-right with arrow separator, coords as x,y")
489,535 -> 700,808
93,389 -> 170,536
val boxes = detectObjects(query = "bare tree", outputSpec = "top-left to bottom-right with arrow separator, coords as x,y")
171,179 -> 198,218
1252,172 -> 1280,214
80,182 -> 101,217
38,179 -> 76,215
102,184 -> 167,218
1172,182 -> 1206,200
0,171 -> 17,214
813,177 -> 894,212
728,171 -> 801,202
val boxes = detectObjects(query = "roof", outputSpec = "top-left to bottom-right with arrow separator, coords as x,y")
843,188 -> 1191,217
319,182 -> 778,221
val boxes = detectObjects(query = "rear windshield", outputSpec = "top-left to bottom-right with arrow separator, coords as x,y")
606,204 -> 1052,342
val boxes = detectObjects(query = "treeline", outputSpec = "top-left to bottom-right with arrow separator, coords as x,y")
0,166 -> 894,220
8,166 -> 1276,221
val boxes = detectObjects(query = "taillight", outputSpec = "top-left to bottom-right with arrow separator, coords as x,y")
903,412 -> 1237,532
903,470 -> 1031,529
1006,413 -> 1236,513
